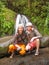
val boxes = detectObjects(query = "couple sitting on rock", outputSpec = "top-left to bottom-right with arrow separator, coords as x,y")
8,22 -> 41,58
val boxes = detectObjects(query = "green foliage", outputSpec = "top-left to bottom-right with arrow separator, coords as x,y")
31,14 -> 49,35
0,1 -> 16,37
0,0 -> 49,36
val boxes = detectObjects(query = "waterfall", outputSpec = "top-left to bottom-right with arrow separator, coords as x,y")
15,14 -> 30,34
15,14 -> 42,36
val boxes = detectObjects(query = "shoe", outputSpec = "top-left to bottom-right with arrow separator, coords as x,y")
10,56 -> 13,58
35,52 -> 39,56
28,51 -> 31,54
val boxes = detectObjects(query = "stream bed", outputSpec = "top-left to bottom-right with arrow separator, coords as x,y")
0,47 -> 49,65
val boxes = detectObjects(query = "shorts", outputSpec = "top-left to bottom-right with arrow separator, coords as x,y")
26,40 -> 36,50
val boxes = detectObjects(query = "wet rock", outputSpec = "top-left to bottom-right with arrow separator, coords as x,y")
0,47 -> 49,65
0,36 -> 49,57
0,36 -> 14,58
41,36 -> 49,47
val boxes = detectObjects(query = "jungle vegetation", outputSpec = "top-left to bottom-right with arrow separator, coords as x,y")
0,0 -> 49,37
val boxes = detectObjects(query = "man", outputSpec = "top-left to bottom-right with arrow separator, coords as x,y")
26,22 -> 42,55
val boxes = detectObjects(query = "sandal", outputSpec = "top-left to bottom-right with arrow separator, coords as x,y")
35,52 -> 39,56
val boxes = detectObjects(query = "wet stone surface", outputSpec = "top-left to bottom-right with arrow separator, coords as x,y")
0,47 -> 49,65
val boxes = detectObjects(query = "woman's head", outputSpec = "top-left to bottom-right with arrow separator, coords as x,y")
18,24 -> 24,34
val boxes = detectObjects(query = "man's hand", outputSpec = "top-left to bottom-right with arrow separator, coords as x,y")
30,37 -> 38,42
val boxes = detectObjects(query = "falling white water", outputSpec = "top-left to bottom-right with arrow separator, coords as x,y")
15,14 -> 30,34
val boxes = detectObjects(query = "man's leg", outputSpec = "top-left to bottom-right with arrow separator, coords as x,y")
26,43 -> 31,51
35,39 -> 40,55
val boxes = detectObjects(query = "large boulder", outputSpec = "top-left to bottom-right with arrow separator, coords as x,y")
0,36 -> 14,57
0,36 -> 49,57
40,36 -> 49,47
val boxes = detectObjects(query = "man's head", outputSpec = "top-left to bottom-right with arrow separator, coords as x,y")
26,22 -> 34,31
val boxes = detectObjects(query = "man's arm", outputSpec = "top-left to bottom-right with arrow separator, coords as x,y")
30,29 -> 42,42
34,29 -> 42,38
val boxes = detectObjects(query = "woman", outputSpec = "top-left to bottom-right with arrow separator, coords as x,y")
8,24 -> 28,58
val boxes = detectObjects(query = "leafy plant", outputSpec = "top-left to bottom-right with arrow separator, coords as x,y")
0,0 -> 49,36
0,1 -> 16,37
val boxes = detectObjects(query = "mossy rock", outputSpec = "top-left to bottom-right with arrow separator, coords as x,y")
40,36 -> 49,47
0,36 -> 14,57
0,47 -> 8,57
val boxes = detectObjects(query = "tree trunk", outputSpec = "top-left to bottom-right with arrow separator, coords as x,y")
28,0 -> 30,9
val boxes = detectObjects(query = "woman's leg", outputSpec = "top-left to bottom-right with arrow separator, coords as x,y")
8,44 -> 16,58
8,44 -> 15,53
